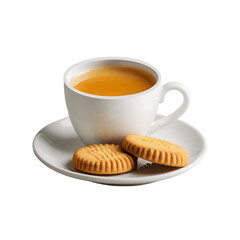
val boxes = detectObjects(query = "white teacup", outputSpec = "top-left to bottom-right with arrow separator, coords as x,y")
64,57 -> 190,145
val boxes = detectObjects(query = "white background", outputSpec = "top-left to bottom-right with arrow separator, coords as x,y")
1,0 -> 239,239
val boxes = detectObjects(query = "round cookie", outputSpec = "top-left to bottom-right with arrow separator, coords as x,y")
72,144 -> 137,175
122,135 -> 188,167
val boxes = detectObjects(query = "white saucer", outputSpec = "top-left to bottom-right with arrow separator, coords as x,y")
33,116 -> 206,185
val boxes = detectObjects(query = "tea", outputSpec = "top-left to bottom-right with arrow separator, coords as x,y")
71,65 -> 156,96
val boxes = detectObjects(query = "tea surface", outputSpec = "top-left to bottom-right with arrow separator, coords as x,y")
71,65 -> 156,96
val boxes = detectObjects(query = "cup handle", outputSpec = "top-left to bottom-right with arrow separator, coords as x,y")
149,82 -> 190,134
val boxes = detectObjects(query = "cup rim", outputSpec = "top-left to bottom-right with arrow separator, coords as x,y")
64,57 -> 161,99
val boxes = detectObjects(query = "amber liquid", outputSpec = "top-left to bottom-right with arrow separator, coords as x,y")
71,65 -> 156,96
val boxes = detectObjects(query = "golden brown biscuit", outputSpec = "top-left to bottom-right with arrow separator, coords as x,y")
122,135 -> 188,167
72,144 -> 137,175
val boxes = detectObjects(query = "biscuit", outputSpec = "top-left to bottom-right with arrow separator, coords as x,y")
122,135 -> 188,167
72,144 -> 137,175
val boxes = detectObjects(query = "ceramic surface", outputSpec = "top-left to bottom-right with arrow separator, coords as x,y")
64,57 -> 190,145
33,116 -> 206,185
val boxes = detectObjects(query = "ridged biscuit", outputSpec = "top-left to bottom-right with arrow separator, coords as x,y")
72,144 -> 137,175
122,135 -> 188,167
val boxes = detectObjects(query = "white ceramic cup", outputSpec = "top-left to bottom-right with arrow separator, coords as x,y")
64,57 -> 190,145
